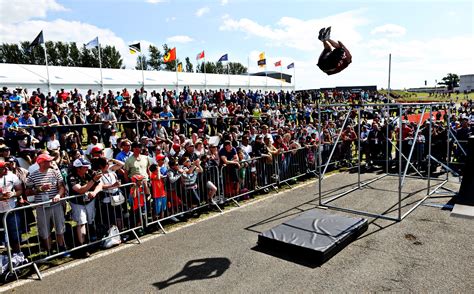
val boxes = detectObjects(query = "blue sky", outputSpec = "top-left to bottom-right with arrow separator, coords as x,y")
1,0 -> 472,89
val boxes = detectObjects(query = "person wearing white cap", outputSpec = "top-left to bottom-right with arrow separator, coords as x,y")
67,158 -> 103,258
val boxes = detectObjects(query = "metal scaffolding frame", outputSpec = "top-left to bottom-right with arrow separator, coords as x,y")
317,102 -> 457,221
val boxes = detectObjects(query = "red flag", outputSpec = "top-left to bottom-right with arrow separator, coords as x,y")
164,47 -> 176,63
196,50 -> 205,60
274,60 -> 282,67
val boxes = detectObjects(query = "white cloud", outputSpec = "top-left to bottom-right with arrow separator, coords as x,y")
0,18 -> 154,69
146,0 -> 165,3
166,16 -> 176,22
166,35 -> 194,44
0,0 -> 67,24
371,24 -> 406,37
220,10 -> 369,52
195,7 -> 210,17
221,0 -> 229,5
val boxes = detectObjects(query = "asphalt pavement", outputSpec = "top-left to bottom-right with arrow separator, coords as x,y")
2,172 -> 473,293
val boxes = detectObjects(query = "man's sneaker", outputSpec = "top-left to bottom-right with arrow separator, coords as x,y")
318,27 -> 326,40
323,26 -> 331,40
58,246 -> 71,258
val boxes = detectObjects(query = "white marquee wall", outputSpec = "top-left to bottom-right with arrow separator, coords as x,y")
0,63 -> 294,94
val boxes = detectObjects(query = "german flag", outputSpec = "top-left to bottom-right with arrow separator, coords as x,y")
164,47 -> 176,63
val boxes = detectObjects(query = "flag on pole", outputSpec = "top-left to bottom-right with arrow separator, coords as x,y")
218,54 -> 228,62
287,62 -> 294,69
129,43 -> 141,54
177,62 -> 183,72
196,50 -> 205,60
274,60 -> 281,67
27,31 -> 44,52
164,47 -> 176,63
258,52 -> 266,67
85,37 -> 99,49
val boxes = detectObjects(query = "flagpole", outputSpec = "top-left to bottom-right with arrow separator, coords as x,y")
247,56 -> 250,91
227,62 -> 230,89
176,54 -> 179,92
42,43 -> 51,93
204,56 -> 207,91
293,65 -> 296,92
140,53 -> 145,89
98,40 -> 104,93
265,64 -> 268,92
280,64 -> 283,92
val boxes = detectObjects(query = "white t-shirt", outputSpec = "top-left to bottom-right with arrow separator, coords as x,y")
47,139 -> 61,150
0,172 -> 21,212
100,171 -> 119,203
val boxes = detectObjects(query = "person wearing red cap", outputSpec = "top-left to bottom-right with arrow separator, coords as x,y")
25,153 -> 67,254
0,161 -> 23,253
89,145 -> 103,159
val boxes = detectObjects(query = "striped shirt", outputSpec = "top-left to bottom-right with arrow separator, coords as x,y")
26,168 -> 63,206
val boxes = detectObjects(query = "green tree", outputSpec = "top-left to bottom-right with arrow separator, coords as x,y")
68,42 -> 80,67
147,45 -> 162,70
228,62 -> 247,74
0,43 -> 24,64
135,55 -> 147,70
438,73 -> 460,91
80,45 -> 96,67
55,41 -> 70,66
185,57 -> 193,72
102,45 -> 123,68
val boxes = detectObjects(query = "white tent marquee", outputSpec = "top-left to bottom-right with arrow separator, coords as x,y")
0,63 -> 293,94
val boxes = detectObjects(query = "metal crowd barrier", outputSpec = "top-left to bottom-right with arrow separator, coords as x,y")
2,139 -> 462,282
0,182 -> 143,280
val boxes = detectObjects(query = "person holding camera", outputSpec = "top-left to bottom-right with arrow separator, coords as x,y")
0,161 -> 23,253
67,158 -> 103,258
180,156 -> 203,210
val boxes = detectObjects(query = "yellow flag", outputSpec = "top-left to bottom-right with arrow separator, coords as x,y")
177,62 -> 183,72
259,52 -> 265,60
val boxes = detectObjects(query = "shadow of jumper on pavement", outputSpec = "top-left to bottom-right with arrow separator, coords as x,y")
153,257 -> 231,290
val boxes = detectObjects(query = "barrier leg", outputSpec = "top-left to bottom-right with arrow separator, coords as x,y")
33,263 -> 43,280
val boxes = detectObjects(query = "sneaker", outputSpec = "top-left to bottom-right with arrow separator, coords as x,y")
58,246 -> 71,258
323,26 -> 331,40
318,27 -> 325,40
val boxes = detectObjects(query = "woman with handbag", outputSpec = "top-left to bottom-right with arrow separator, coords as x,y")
91,157 -> 125,232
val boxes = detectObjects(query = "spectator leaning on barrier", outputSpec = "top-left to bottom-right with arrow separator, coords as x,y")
67,158 -> 103,258
124,142 -> 151,198
219,140 -> 240,197
149,156 -> 167,220
25,154 -> 67,254
0,161 -> 23,253
91,157 -> 124,231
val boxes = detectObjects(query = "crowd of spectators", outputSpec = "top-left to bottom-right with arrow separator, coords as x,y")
0,84 -> 472,258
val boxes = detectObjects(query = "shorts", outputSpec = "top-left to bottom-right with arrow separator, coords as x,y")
0,211 -> 21,244
206,181 -> 217,191
70,199 -> 96,225
36,204 -> 65,239
154,197 -> 167,214
318,48 -> 344,71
